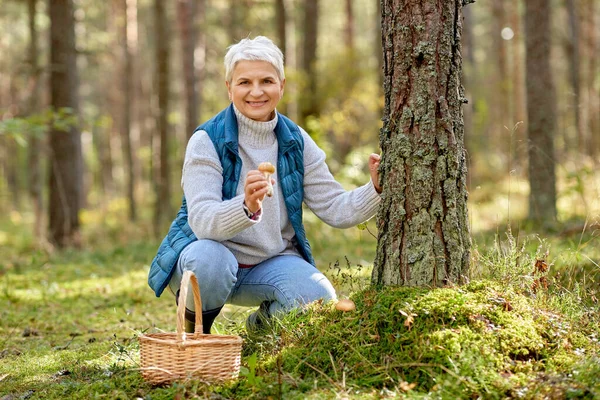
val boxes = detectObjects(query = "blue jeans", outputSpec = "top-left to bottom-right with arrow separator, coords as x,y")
168,239 -> 337,317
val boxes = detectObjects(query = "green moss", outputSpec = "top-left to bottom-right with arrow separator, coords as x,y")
255,280 -> 600,399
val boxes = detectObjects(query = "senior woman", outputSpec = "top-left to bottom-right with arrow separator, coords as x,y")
148,36 -> 382,335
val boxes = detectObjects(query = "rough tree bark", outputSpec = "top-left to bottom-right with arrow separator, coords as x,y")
525,0 -> 557,224
48,0 -> 82,247
372,0 -> 471,287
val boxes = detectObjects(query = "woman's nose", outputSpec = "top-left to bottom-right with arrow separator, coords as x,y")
250,84 -> 263,97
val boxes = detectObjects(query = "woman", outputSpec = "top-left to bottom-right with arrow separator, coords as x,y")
148,36 -> 382,334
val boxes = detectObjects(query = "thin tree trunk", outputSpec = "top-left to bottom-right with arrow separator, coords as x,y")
177,0 -> 198,141
27,0 -> 44,239
372,0 -> 470,287
491,1 -> 510,153
301,0 -> 319,124
284,0 -> 299,121
153,0 -> 171,235
585,0 -> 598,160
196,0 -> 206,123
525,0 -> 557,224
48,0 -> 82,247
344,0 -> 354,51
510,0 -> 527,168
275,0 -> 287,57
566,0 -> 583,154
275,0 -> 288,115
120,0 -> 137,221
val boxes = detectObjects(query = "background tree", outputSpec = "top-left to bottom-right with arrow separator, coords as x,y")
153,0 -> 172,235
525,0 -> 557,224
372,0 -> 471,286
117,0 -> 137,221
300,0 -> 319,125
48,0 -> 82,247
177,0 -> 199,141
26,0 -> 43,240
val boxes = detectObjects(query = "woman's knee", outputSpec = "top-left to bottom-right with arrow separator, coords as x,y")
173,240 -> 238,310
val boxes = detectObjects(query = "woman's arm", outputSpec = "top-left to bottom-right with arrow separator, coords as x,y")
301,130 -> 381,228
182,132 -> 258,241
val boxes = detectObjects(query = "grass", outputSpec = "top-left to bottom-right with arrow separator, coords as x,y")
1,166 -> 599,399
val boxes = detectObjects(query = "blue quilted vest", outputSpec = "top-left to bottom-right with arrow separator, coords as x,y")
148,104 -> 315,297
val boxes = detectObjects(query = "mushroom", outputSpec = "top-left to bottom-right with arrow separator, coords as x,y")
335,299 -> 356,312
258,162 -> 276,197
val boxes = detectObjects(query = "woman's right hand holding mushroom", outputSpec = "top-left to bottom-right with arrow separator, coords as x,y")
243,170 -> 275,214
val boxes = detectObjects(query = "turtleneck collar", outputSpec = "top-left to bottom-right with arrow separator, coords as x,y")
233,105 -> 278,148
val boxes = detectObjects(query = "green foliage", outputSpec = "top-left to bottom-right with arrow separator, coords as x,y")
0,108 -> 78,144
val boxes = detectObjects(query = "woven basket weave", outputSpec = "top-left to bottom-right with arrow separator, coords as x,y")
139,270 -> 242,385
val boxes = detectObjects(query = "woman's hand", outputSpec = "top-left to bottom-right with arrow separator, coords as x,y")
243,170 -> 275,213
369,153 -> 382,194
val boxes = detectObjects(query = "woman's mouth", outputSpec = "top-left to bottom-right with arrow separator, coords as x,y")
247,100 -> 268,108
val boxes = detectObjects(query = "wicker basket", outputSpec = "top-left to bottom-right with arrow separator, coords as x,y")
139,270 -> 242,385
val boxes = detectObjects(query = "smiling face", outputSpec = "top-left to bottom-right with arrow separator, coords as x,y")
226,60 -> 285,122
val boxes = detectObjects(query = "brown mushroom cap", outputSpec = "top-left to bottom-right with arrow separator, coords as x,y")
258,162 -> 276,174
335,299 -> 356,312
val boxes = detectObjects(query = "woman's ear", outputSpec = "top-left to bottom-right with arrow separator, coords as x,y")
225,81 -> 232,101
280,78 -> 286,98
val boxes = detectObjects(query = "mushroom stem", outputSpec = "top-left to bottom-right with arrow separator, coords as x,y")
258,162 -> 276,197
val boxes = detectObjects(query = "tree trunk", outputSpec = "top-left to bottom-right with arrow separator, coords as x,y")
275,0 -> 289,115
27,0 -> 44,239
491,1 -> 510,154
565,0 -> 583,154
375,0 -> 384,97
177,0 -> 198,141
372,0 -> 470,287
586,0 -> 599,160
153,0 -> 171,235
275,0 -> 287,57
120,0 -> 137,221
48,0 -> 82,247
300,0 -> 319,124
524,0 -> 557,224
509,0 -> 527,169
344,0 -> 355,51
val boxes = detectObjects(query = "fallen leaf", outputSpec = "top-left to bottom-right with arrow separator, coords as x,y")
535,258 -> 549,273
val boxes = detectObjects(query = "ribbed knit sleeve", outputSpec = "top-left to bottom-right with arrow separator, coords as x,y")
301,129 -> 381,228
182,131 -> 258,241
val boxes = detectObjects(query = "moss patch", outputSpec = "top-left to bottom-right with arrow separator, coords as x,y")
250,281 -> 600,399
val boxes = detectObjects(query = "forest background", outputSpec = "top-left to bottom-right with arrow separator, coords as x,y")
0,0 -> 599,399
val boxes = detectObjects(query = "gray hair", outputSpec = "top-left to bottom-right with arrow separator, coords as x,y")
224,36 -> 285,83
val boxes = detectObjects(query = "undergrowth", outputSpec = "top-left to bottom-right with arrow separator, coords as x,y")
1,204 -> 599,398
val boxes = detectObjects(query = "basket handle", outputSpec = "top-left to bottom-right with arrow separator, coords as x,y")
176,270 -> 203,339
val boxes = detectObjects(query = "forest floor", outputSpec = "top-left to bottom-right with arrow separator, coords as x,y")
1,173 -> 599,399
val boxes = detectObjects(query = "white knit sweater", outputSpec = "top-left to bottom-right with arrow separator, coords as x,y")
181,106 -> 381,265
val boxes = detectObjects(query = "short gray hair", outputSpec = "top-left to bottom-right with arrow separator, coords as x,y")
224,36 -> 285,83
